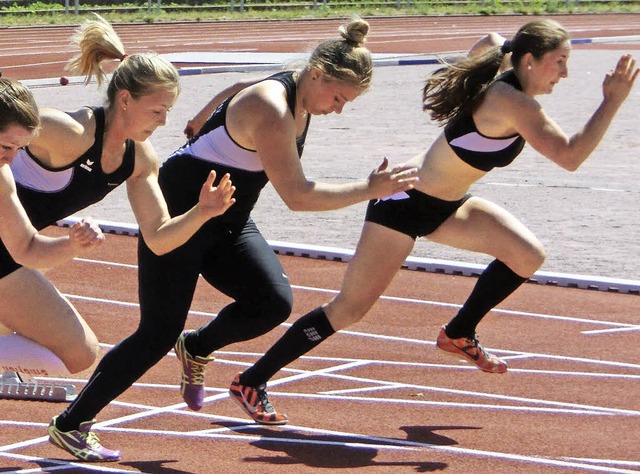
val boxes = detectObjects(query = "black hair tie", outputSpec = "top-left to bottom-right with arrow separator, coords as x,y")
500,40 -> 512,55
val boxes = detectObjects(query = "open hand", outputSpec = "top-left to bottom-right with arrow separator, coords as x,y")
367,157 -> 419,198
198,171 -> 236,219
603,54 -> 639,107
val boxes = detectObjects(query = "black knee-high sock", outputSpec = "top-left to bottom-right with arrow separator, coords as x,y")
240,307 -> 335,388
445,259 -> 527,339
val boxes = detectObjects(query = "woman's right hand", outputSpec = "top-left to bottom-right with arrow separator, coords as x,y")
184,120 -> 197,140
69,218 -> 105,252
367,157 -> 419,198
197,170 -> 236,220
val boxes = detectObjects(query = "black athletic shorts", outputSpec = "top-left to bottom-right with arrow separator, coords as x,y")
365,189 -> 472,239
0,241 -> 21,279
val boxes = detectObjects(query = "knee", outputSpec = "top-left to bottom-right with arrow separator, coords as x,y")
525,242 -> 546,273
63,334 -> 100,374
324,296 -> 371,331
266,289 -> 294,325
140,322 -> 185,355
510,243 -> 546,277
250,286 -> 293,326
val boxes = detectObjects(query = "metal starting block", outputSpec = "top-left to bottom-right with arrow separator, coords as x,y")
0,372 -> 76,402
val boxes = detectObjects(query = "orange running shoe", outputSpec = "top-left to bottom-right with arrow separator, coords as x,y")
229,373 -> 288,425
436,326 -> 507,373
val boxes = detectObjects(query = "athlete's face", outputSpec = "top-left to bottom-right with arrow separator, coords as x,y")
122,87 -> 178,141
527,40 -> 571,96
303,71 -> 363,116
0,124 -> 34,166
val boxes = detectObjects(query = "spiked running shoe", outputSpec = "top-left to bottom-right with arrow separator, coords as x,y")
436,326 -> 507,373
174,330 -> 214,411
229,373 -> 288,425
48,416 -> 120,462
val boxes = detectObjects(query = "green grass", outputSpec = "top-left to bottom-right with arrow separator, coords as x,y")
0,0 -> 638,26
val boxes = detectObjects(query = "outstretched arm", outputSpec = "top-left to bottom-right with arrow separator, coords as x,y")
509,54 -> 638,171
245,89 -> 418,212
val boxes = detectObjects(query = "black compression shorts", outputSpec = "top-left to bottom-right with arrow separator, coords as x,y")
365,189 -> 472,239
0,242 -> 20,279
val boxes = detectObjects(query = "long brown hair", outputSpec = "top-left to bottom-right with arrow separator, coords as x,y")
423,19 -> 569,125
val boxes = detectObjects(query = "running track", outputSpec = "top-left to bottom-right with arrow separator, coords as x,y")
0,15 -> 639,474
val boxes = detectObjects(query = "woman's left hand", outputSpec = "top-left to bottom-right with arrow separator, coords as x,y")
367,157 -> 419,198
602,54 -> 639,108
198,171 -> 236,219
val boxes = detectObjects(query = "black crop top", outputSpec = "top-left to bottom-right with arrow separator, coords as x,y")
444,70 -> 526,172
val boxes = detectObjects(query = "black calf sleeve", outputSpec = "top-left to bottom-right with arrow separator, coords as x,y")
240,307 -> 335,388
445,259 -> 527,339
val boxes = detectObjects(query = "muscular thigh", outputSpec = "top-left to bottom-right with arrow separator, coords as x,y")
428,196 -> 544,272
138,235 -> 202,324
0,268 -> 92,349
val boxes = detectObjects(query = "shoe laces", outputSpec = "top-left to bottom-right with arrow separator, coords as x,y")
79,430 -> 102,450
256,385 -> 276,414
470,334 -> 493,359
185,358 -> 207,386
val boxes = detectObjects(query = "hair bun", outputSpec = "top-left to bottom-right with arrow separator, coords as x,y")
500,40 -> 512,55
339,18 -> 369,46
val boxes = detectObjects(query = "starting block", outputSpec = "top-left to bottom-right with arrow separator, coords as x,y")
0,371 -> 76,402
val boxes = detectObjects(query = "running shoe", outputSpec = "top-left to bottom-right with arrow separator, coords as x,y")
436,325 -> 508,373
229,373 -> 288,425
174,330 -> 214,411
48,416 -> 121,462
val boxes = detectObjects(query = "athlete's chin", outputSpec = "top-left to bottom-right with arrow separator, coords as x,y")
131,130 -> 155,141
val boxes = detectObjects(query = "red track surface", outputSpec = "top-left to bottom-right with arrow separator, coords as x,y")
0,15 -> 639,80
1,15 -> 639,474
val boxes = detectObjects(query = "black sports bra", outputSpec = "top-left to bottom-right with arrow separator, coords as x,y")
444,70 -> 526,172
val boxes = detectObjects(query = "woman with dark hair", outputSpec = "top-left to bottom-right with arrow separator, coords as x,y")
230,19 -> 638,425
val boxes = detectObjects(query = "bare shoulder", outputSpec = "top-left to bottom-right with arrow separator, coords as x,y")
478,81 -> 541,134
28,107 -> 96,163
130,140 -> 159,180
233,79 -> 290,119
38,107 -> 93,139
485,80 -> 538,110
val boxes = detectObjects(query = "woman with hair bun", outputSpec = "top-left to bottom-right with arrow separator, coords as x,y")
48,17 -> 418,461
230,19 -> 637,425
43,15 -> 235,462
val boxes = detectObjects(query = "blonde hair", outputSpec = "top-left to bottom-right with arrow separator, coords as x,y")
307,17 -> 373,91
66,14 -> 180,108
0,77 -> 39,133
